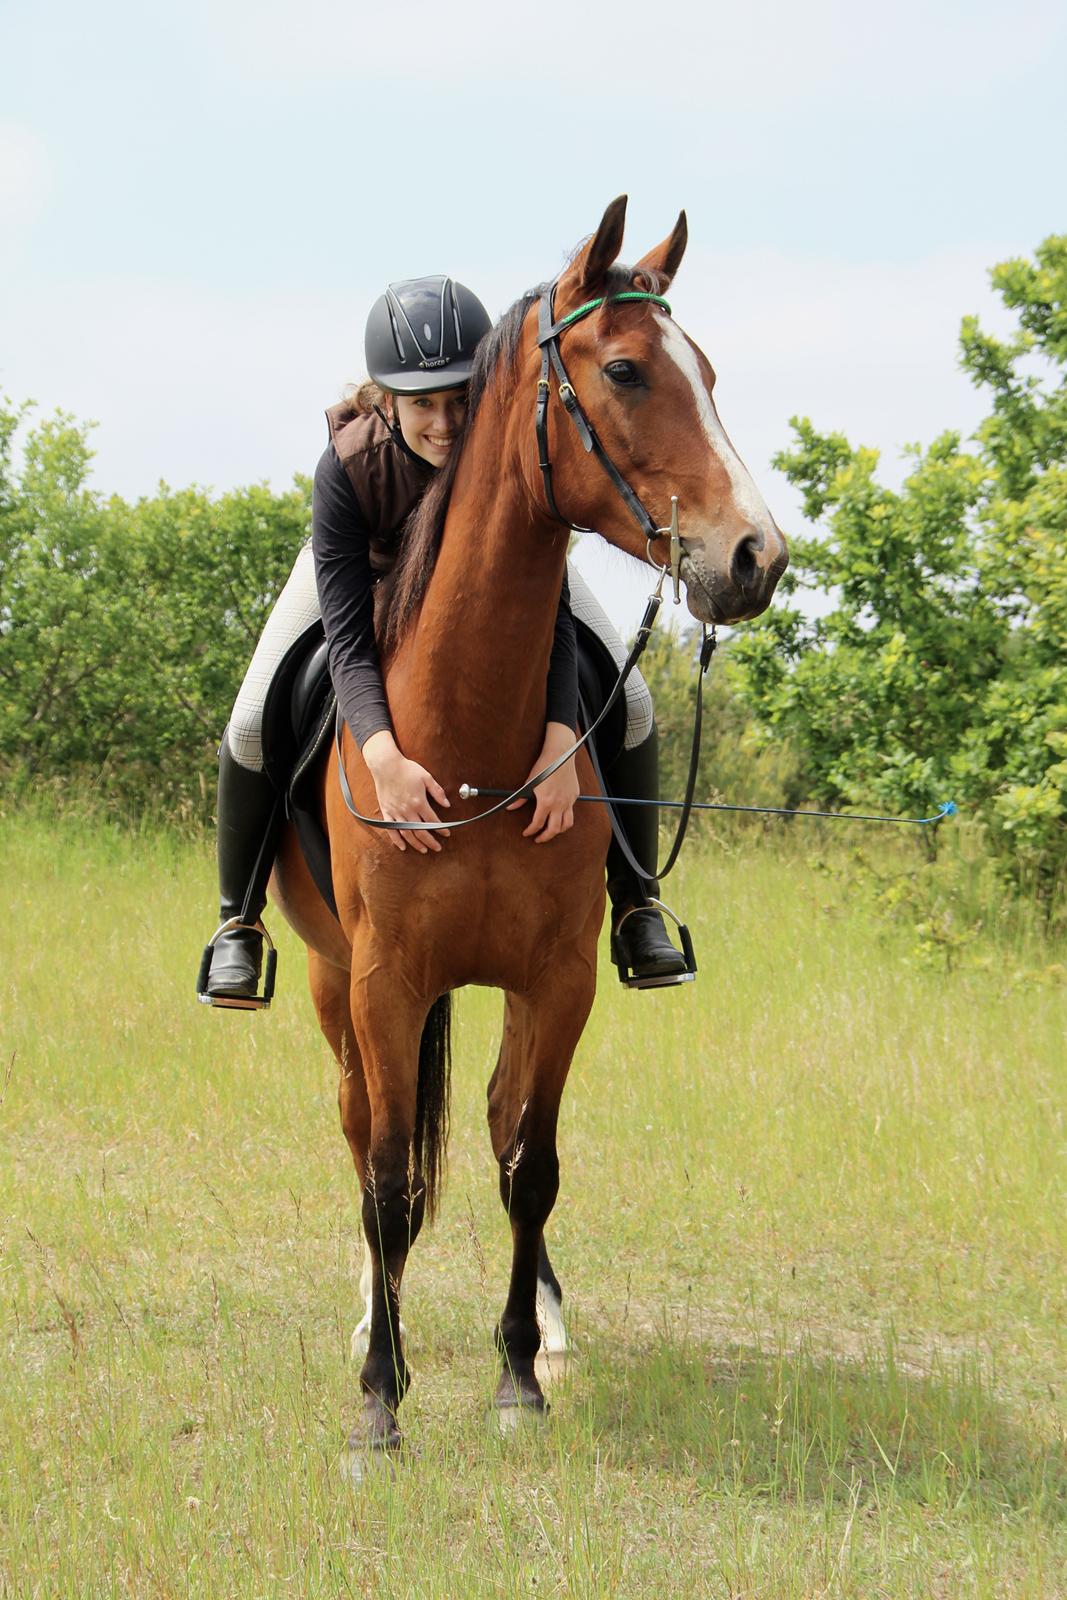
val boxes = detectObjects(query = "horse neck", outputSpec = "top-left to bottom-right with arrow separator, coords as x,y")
389,428 -> 570,775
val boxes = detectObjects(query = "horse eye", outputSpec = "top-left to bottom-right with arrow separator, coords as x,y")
604,360 -> 642,387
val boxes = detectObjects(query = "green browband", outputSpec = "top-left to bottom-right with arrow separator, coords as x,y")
555,291 -> 672,330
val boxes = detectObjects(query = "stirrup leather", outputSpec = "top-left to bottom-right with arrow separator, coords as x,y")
610,898 -> 697,990
196,918 -> 278,1011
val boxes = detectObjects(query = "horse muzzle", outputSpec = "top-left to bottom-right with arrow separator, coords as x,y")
679,523 -> 789,625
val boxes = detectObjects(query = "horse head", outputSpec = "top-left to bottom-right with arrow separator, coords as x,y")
521,195 -> 788,624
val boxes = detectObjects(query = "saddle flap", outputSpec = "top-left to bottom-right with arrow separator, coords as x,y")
261,619 -> 330,792
260,618 -> 338,917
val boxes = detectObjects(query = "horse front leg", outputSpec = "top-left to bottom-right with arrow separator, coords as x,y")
306,951 -> 407,1364
489,1018 -> 570,1365
488,969 -> 594,1418
347,969 -> 434,1455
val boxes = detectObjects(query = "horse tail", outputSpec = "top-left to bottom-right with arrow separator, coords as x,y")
415,994 -> 452,1221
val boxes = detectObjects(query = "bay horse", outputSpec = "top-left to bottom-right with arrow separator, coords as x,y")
272,197 -> 788,1460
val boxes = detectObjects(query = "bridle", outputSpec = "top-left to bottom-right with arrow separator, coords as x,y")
535,282 -> 684,601
336,277 -> 714,863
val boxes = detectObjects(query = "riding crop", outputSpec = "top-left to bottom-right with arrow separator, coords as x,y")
456,789 -> 959,829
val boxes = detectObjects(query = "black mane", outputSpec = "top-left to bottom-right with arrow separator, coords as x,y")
378,264 -> 645,655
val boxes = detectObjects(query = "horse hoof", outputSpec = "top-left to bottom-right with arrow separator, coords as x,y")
339,1441 -> 400,1485
495,1402 -> 547,1437
341,1397 -> 402,1482
493,1367 -> 547,1430
495,1401 -> 550,1440
346,1393 -> 402,1452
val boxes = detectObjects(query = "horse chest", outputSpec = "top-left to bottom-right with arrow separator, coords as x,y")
350,824 -> 605,993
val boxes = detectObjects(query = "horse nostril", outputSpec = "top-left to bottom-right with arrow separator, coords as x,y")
730,530 -> 763,592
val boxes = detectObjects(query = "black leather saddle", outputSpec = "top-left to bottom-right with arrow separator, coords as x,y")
261,620 -> 338,916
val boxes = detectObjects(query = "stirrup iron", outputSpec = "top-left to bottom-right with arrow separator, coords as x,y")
196,918 -> 278,1011
610,897 -> 697,990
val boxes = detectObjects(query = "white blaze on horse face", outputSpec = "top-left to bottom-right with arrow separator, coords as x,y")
653,310 -> 775,535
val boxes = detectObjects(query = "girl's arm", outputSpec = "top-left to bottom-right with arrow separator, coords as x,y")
508,570 -> 581,841
312,443 -> 392,747
361,729 -> 450,854
507,719 -> 581,842
545,566 -> 578,734
313,444 -> 449,852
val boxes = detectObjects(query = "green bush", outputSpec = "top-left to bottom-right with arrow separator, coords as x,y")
0,400 -> 310,820
728,235 -> 1067,920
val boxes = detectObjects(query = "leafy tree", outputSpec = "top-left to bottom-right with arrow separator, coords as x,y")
729,237 -> 1067,910
0,408 -> 137,782
116,478 -> 311,812
0,399 -> 310,819
957,237 -> 1067,906
729,426 -> 1000,833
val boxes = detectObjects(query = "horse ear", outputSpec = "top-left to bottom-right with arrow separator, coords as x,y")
632,210 -> 688,292
559,195 -> 629,297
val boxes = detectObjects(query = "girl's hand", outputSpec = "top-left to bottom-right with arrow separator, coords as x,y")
362,731 -> 451,853
507,721 -> 580,843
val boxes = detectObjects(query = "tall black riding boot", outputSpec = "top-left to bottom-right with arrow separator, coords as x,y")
200,738 -> 283,1008
604,726 -> 693,986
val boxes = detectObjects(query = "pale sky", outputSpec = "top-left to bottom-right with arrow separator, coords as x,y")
2,0 -> 1064,633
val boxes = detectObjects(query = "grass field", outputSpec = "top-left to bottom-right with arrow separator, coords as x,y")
1,811 -> 1065,1597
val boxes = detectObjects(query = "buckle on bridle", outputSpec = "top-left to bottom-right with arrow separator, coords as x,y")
646,495 -> 683,604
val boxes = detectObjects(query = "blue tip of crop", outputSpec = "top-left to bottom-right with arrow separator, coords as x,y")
943,801 -> 958,816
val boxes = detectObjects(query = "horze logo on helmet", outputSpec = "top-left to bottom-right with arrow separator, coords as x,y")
419,356 -> 451,369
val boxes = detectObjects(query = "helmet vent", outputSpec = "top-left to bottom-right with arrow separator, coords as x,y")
423,322 -> 433,342
387,307 -> 407,363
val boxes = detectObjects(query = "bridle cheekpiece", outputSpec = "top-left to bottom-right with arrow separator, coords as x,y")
534,282 -> 684,600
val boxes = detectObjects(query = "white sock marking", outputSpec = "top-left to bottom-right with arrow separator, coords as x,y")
536,1277 -> 568,1355
351,1240 -> 404,1362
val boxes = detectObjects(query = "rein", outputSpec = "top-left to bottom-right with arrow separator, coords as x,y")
334,562 -> 684,832
580,624 -> 715,884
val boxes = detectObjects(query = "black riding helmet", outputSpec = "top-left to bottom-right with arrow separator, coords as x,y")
365,276 -> 493,394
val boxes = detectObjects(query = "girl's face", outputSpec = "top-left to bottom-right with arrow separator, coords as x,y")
391,389 -> 467,468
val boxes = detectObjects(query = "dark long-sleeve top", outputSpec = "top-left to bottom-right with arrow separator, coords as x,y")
311,406 -> 577,748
